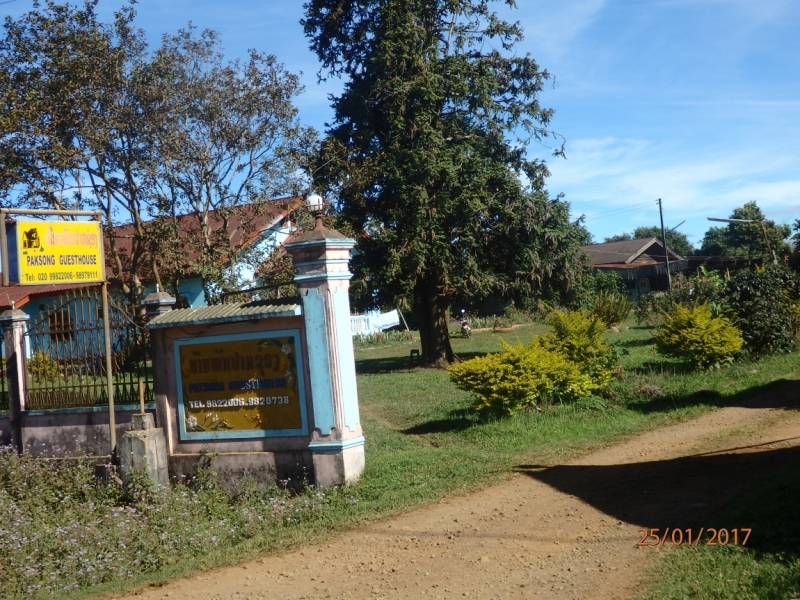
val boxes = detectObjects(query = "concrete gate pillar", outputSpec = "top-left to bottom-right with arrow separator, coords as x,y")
284,226 -> 364,487
0,308 -> 29,453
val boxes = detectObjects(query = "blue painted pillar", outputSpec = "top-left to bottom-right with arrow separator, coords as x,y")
284,228 -> 364,487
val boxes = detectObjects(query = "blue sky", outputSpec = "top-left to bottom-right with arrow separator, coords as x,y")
4,0 -> 799,250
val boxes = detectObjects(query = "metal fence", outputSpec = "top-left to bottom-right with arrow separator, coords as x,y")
24,289 -> 153,409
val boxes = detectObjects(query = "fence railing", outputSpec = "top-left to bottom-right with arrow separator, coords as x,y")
23,289 -> 153,410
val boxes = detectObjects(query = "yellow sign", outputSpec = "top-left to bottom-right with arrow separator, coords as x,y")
178,335 -> 305,438
10,220 -> 104,285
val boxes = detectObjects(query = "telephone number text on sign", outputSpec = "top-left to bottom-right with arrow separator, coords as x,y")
188,396 -> 290,409
26,269 -> 101,283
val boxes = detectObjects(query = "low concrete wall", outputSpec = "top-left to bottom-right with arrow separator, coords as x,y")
0,404 -> 156,457
169,450 -> 313,493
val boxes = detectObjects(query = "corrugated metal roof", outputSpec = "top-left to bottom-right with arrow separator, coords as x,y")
147,298 -> 301,329
581,238 -> 684,265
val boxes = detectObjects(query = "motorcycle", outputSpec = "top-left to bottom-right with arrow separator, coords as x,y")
459,310 -> 472,339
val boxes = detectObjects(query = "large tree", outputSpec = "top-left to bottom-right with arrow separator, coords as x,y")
605,226 -> 694,258
148,28 -> 315,303
303,0 -> 585,366
0,0 -> 160,303
0,1 -> 312,306
698,201 -> 790,261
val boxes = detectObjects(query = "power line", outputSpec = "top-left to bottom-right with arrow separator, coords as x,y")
582,200 -> 657,221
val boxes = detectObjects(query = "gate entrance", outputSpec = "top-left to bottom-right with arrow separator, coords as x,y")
24,288 -> 152,409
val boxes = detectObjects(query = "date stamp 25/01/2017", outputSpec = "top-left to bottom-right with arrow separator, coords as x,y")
637,528 -> 751,547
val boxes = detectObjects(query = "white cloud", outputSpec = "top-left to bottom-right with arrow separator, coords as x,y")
510,0 -> 608,58
549,137 -> 800,243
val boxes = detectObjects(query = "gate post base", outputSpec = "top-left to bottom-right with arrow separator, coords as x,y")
309,437 -> 365,488
119,413 -> 169,490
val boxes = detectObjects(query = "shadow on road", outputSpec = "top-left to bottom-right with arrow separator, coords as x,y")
520,378 -> 800,521
517,443 -> 800,530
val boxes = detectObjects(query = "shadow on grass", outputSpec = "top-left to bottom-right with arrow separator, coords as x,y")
616,336 -> 655,348
516,438 -> 800,559
626,378 -> 800,415
627,359 -> 697,376
355,350 -> 496,374
355,355 -> 418,375
401,408 -> 478,436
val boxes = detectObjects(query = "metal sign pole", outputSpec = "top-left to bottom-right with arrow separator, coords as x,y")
102,280 -> 116,458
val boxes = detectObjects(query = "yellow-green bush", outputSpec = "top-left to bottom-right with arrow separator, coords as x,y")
28,350 -> 61,381
591,291 -> 633,328
654,303 -> 743,369
541,308 -> 617,389
448,341 -> 598,416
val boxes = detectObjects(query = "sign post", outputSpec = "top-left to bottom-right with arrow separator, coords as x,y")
0,208 -> 116,457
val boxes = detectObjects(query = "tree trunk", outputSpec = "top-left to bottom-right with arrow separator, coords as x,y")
414,272 -> 455,367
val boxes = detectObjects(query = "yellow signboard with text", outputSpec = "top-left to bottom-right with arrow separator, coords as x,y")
176,332 -> 308,440
9,220 -> 104,285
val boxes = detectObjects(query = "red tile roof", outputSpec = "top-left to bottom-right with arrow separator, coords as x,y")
109,196 -> 303,281
0,279 -> 100,310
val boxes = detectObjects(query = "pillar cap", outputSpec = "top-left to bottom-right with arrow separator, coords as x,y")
284,228 -> 354,249
142,291 -> 176,306
0,308 -> 29,323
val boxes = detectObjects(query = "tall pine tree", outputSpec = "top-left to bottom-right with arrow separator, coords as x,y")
303,0 -> 586,365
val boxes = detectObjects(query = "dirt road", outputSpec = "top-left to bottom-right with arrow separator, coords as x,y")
119,382 -> 800,600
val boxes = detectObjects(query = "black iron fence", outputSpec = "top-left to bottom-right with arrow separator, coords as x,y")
24,289 -> 153,409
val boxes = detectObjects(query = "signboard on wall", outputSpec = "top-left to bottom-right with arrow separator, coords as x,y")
7,220 -> 104,285
175,330 -> 308,440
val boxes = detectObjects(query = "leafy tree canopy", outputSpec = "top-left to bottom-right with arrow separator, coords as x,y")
698,201 -> 790,261
303,0 -> 587,366
0,0 -> 312,305
605,226 -> 694,258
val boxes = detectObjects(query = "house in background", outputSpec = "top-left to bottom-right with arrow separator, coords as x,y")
581,238 -> 688,300
111,196 -> 303,307
0,279 -> 103,361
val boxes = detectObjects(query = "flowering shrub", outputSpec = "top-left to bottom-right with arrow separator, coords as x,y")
654,303 -> 743,369
448,341 -> 597,416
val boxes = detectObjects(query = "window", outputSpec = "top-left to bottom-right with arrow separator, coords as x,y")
48,310 -> 73,342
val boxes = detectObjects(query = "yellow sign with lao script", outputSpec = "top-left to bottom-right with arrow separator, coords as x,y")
177,334 -> 305,439
11,220 -> 104,285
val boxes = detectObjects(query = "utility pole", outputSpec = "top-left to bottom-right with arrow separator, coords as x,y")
658,198 -> 672,289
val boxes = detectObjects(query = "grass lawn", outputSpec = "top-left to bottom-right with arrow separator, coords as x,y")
3,320 -> 800,599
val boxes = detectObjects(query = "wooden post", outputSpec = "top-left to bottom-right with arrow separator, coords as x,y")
138,377 -> 145,414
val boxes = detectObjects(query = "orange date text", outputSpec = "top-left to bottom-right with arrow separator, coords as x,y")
637,528 -> 751,547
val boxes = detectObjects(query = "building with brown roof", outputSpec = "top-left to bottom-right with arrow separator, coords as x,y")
110,197 -> 303,307
581,238 -> 688,300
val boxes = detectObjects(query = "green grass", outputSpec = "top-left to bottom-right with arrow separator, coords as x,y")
3,320 -> 800,599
